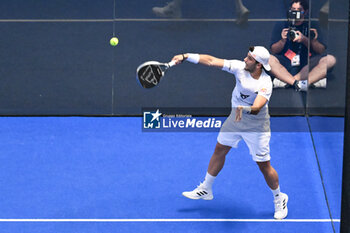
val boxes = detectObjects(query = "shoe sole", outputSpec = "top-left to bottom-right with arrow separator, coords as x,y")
182,192 -> 213,200
274,195 -> 289,220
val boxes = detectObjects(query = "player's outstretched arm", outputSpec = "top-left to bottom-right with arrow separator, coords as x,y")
171,53 -> 225,69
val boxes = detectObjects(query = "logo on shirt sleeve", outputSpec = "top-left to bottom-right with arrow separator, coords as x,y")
259,88 -> 267,93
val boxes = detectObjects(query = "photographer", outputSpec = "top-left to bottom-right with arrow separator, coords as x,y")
269,0 -> 336,91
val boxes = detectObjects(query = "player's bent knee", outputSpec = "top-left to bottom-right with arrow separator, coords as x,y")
256,161 -> 272,172
326,54 -> 337,68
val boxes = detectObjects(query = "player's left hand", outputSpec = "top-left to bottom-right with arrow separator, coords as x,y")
235,106 -> 243,122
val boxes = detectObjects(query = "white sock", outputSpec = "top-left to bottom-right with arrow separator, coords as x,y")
203,172 -> 216,190
271,186 -> 281,199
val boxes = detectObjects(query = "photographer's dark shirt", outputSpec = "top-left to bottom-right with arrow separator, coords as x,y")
270,20 -> 325,73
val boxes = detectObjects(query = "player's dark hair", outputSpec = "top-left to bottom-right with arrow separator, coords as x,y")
248,46 -> 260,65
290,0 -> 309,11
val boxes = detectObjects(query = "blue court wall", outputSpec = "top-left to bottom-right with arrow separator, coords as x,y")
0,0 -> 347,116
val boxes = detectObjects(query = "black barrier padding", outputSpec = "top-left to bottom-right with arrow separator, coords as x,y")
0,23 -> 114,115
269,89 -> 306,115
0,0 -> 347,116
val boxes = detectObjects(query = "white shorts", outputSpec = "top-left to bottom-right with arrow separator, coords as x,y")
217,112 -> 271,162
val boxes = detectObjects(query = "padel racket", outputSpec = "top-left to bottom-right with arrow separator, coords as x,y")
136,60 -> 176,88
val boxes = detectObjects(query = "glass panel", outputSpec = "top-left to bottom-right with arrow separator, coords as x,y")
307,0 -> 348,230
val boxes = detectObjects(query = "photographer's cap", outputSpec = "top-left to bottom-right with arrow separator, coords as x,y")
249,46 -> 271,71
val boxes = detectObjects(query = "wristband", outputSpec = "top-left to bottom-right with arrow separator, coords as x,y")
181,54 -> 186,62
242,106 -> 252,114
186,53 -> 200,64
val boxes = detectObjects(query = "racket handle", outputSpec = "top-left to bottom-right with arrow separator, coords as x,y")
168,60 -> 176,67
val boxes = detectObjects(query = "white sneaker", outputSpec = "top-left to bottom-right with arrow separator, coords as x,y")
274,193 -> 288,219
152,1 -> 182,18
273,78 -> 287,88
182,183 -> 213,200
297,80 -> 308,91
312,78 -> 327,88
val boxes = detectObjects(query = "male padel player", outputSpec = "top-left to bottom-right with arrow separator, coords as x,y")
171,46 -> 288,220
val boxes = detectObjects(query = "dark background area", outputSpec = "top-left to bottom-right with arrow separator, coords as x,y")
0,0 -> 347,116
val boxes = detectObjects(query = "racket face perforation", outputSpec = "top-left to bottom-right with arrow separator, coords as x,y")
137,62 -> 165,88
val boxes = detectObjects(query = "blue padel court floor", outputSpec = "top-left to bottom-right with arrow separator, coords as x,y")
0,116 -> 343,233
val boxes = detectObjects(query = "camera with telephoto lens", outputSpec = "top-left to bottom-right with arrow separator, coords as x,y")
288,28 -> 298,41
287,10 -> 302,41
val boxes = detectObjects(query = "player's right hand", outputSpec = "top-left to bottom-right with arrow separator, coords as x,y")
171,54 -> 187,65
281,28 -> 289,40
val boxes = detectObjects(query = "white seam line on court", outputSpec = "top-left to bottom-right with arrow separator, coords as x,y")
0,219 -> 340,222
0,18 -> 347,23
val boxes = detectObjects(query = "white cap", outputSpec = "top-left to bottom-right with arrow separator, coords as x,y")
249,46 -> 271,71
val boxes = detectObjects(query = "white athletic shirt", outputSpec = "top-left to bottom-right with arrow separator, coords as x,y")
222,59 -> 273,120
